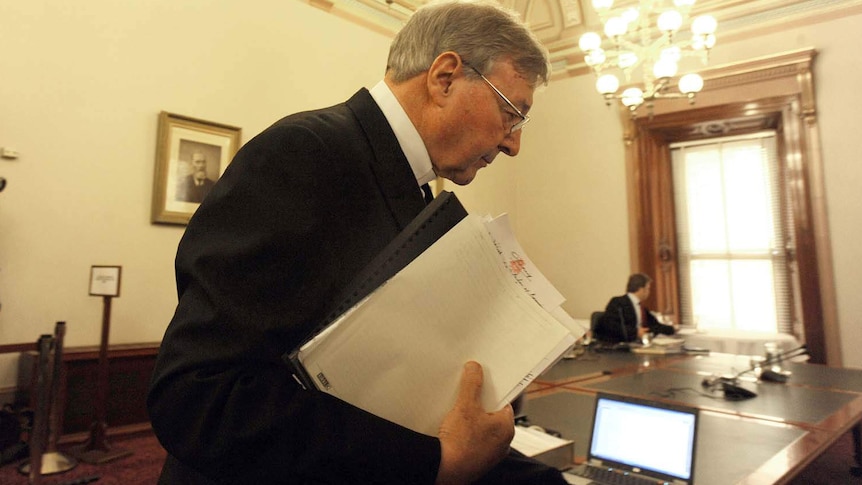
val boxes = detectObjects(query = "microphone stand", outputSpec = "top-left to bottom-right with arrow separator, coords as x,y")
756,345 -> 808,369
703,345 -> 809,387
760,345 -> 808,381
745,345 -> 809,382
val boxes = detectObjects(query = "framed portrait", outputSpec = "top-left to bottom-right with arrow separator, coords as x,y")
89,265 -> 122,297
151,111 -> 242,225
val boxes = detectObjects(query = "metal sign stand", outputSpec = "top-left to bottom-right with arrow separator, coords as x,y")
69,266 -> 132,464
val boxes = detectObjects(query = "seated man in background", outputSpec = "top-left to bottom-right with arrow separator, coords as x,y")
594,273 -> 677,344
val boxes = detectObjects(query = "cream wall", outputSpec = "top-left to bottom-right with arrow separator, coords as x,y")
0,0 -> 398,386
1,0 -> 861,396
0,0 -> 515,390
511,11 -> 862,368
508,74 -> 629,322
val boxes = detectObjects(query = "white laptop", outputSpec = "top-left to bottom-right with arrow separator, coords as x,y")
563,392 -> 699,485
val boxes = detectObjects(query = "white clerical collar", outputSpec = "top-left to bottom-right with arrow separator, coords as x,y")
369,80 -> 436,186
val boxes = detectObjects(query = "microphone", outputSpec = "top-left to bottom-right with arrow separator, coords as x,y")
761,345 -> 808,367
752,345 -> 808,383
705,344 -> 808,387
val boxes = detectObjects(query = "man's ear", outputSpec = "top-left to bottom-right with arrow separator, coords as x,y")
426,51 -> 462,104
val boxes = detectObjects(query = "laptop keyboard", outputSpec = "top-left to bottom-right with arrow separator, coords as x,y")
580,465 -> 659,485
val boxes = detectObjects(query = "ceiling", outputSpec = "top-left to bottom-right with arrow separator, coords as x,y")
302,0 -> 862,79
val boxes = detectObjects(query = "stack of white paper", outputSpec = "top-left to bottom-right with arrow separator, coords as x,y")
296,214 -> 578,436
512,425 -> 575,470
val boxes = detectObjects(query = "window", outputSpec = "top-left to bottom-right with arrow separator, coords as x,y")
671,133 -> 792,333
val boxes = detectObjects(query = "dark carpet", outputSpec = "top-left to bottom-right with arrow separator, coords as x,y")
1,427 -> 860,484
0,430 -> 165,485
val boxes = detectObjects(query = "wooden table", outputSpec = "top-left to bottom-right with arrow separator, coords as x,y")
523,349 -> 862,484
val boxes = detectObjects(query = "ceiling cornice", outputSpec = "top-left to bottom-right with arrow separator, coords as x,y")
301,0 -> 862,79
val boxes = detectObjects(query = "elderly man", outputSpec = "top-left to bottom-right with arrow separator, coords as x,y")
149,1 -> 566,483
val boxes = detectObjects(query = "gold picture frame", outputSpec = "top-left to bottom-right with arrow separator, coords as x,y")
151,111 -> 241,225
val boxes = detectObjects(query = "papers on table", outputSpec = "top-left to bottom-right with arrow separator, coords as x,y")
632,335 -> 687,354
512,425 -> 575,470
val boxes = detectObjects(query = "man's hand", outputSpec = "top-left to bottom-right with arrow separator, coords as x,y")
435,361 -> 514,485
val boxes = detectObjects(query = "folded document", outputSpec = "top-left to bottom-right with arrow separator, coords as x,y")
291,209 -> 577,436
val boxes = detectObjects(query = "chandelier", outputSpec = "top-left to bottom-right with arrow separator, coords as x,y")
578,0 -> 718,115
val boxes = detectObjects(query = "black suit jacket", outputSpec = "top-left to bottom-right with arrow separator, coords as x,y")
148,89 -> 564,484
176,175 -> 216,203
594,295 -> 675,343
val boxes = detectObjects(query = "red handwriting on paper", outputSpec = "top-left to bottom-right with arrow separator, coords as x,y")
509,257 -> 526,275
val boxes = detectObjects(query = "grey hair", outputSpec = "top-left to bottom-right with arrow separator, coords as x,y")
386,0 -> 550,87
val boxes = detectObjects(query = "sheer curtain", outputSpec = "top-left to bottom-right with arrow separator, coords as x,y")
672,133 -> 792,333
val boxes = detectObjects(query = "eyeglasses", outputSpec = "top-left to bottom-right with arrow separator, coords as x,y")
465,64 -> 530,134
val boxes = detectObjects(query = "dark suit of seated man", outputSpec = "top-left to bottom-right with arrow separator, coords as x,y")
594,273 -> 676,344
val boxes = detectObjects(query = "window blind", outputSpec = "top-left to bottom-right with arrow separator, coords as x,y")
671,132 -> 793,334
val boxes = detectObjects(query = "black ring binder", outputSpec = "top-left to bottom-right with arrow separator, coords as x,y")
286,191 -> 468,390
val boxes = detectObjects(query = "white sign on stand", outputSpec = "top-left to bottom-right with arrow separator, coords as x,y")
88,266 -> 121,297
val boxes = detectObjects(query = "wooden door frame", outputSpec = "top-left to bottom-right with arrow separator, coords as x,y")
619,48 -> 839,365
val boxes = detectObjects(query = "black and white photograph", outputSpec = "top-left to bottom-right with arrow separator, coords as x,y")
151,111 -> 241,225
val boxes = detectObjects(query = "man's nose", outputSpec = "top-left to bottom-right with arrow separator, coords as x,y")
498,130 -> 522,157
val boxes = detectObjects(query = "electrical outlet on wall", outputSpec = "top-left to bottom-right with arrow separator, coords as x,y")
1,147 -> 19,159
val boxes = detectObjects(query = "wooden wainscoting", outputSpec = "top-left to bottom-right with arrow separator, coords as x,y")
19,342 -> 160,437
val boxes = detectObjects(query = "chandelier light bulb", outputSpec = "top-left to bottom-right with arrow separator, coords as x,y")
604,16 -> 628,38
622,7 -> 639,24
592,0 -> 614,10
579,32 -> 602,52
678,73 -> 704,94
618,51 -> 638,69
692,33 -> 717,50
653,58 -> 679,78
705,34 -> 717,48
621,87 -> 644,107
583,0 -> 716,115
692,15 -> 718,35
585,49 -> 607,67
657,10 -> 683,33
596,74 -> 620,95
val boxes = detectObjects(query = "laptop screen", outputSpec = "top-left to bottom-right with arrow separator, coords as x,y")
589,393 -> 698,482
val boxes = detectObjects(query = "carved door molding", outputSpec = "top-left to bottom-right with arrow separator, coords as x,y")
620,48 -> 838,365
